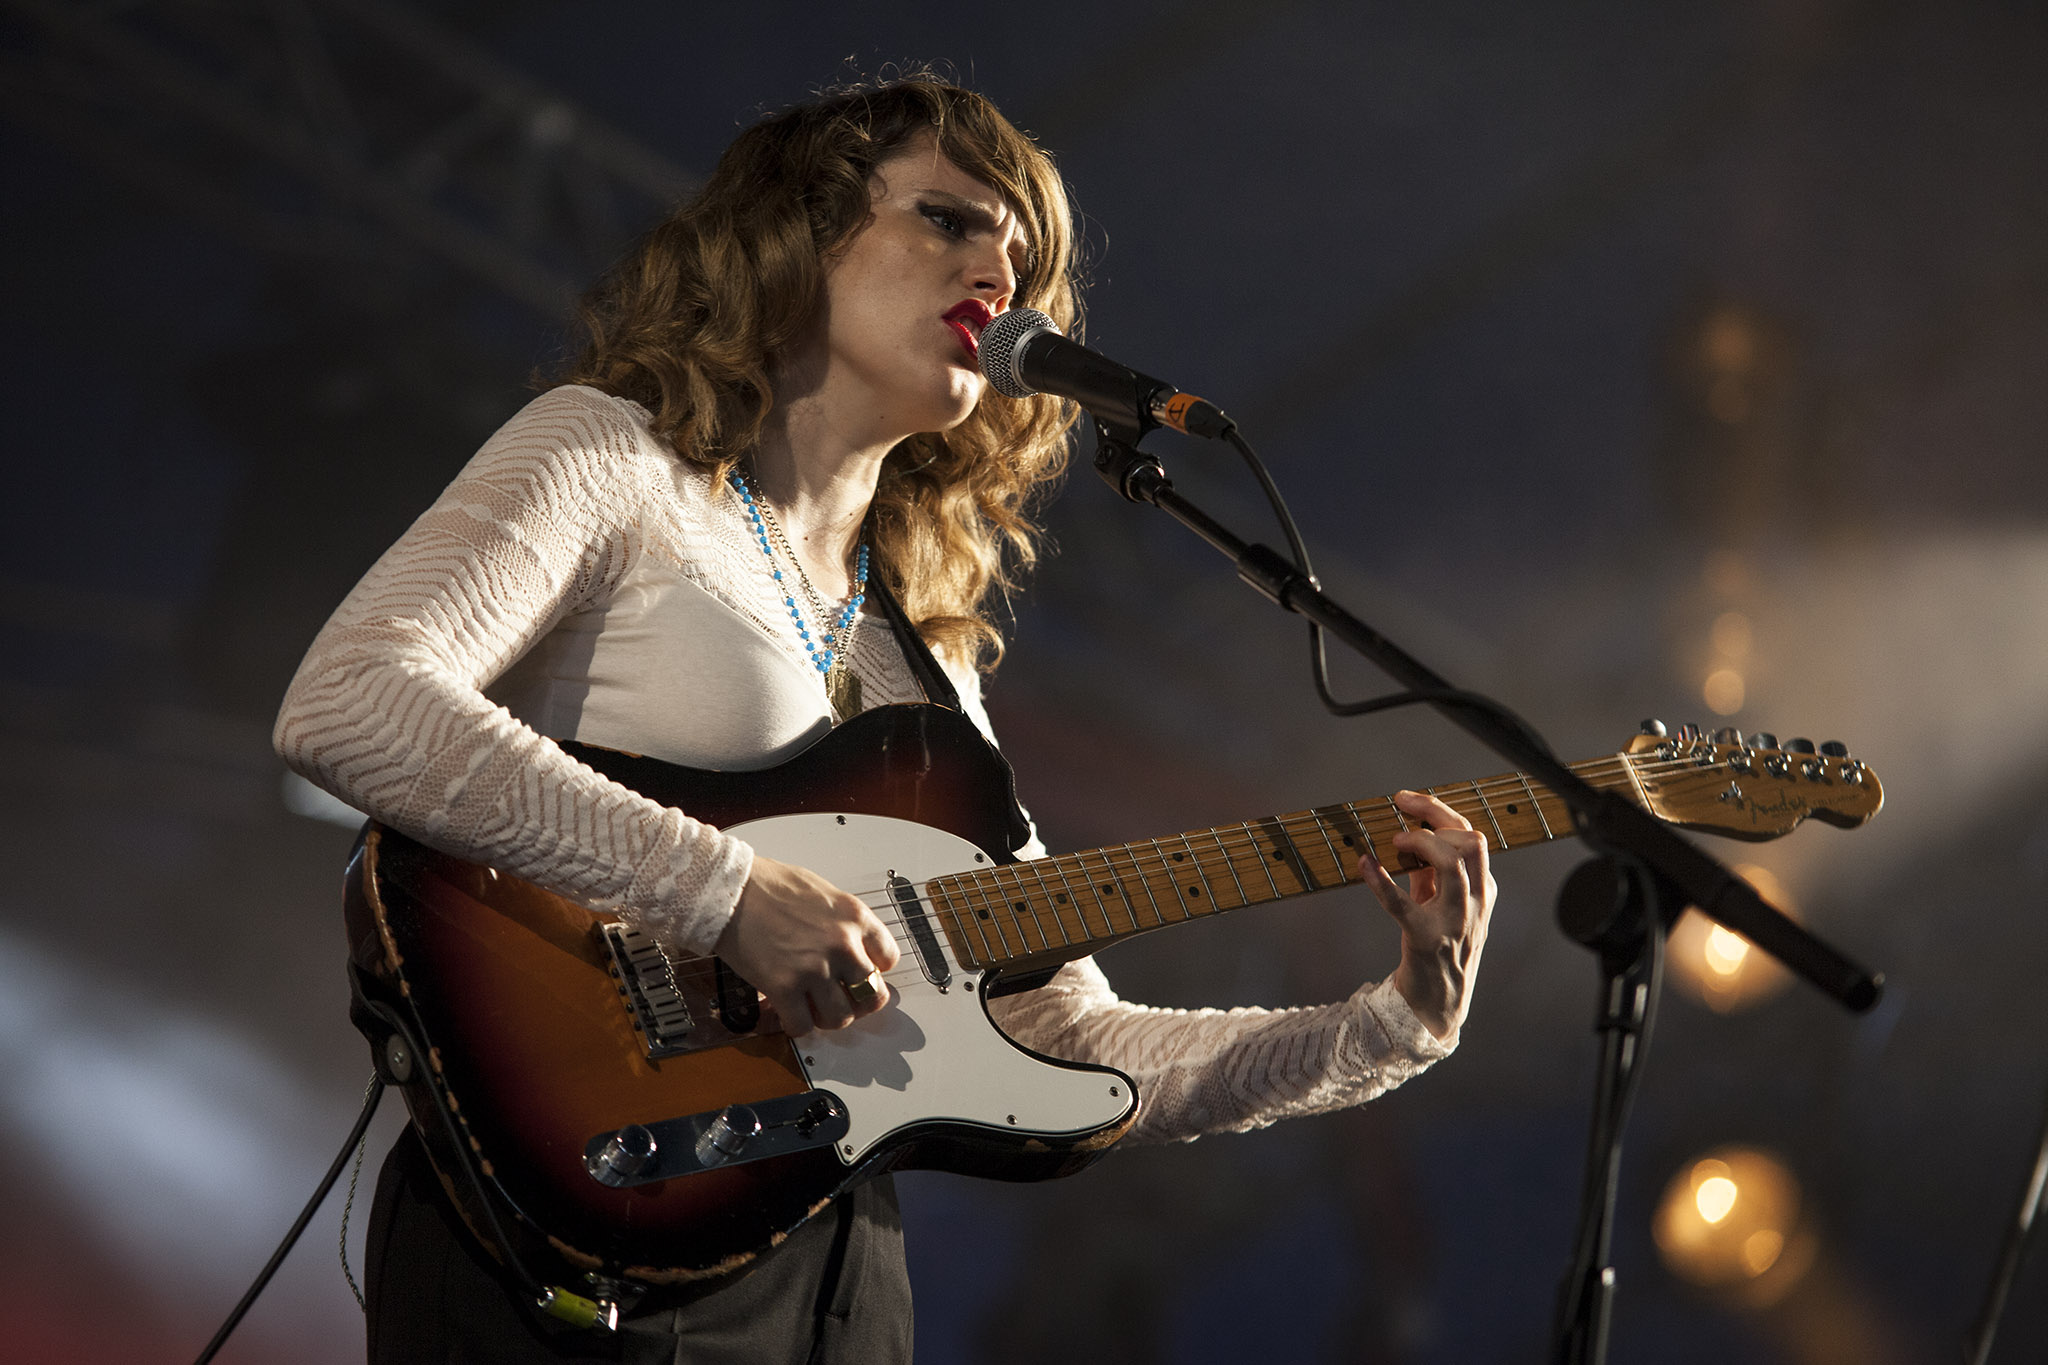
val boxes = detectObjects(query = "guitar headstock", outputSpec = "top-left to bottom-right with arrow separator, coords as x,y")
1621,721 -> 1884,841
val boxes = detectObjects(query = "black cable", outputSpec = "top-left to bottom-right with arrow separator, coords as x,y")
192,1076 -> 386,1365
1214,423 -> 1561,763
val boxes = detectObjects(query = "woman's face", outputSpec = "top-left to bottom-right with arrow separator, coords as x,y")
806,136 -> 1031,440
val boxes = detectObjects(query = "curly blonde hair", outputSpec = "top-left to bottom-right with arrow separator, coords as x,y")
560,74 -> 1082,668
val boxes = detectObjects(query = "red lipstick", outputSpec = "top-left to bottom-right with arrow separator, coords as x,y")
942,299 -> 994,361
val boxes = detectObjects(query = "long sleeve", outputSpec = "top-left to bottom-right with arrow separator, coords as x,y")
951,672 -> 1459,1146
988,959 -> 1456,1145
273,388 -> 752,955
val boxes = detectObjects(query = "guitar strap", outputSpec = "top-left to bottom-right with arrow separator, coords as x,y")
864,569 -> 962,711
865,568 -> 1036,858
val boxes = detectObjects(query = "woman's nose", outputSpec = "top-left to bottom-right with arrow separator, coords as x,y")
971,252 -> 1015,312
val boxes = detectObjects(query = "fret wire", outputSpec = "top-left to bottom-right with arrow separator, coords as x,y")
1243,820 -> 1287,899
1044,853 -> 1105,941
1061,848 -> 1110,938
1317,803 -> 1376,878
985,868 -> 1032,961
1021,857 -> 1078,947
1036,858 -> 1086,948
1175,833 -> 1220,915
925,881 -> 972,967
1271,813 -> 1329,892
1469,780 -> 1509,850
1142,839 -> 1193,922
963,868 -> 1010,960
962,875 -> 1019,961
1515,772 -> 1556,840
1208,826 -> 1251,908
1037,860 -> 1081,947
945,873 -> 998,967
1260,816 -> 1309,893
1002,863 -> 1057,954
1340,803 -> 1387,874
1079,846 -> 1143,936
938,883 -> 982,967
1295,809 -> 1350,885
1385,796 -> 1411,832
1121,841 -> 1170,928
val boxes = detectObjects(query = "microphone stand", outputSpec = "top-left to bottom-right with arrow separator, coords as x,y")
1965,1077 -> 2048,1365
1086,419 -> 1883,1365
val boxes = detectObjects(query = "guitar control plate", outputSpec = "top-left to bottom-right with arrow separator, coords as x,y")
582,1090 -> 850,1187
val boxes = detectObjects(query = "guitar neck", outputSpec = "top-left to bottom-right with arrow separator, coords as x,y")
925,751 -> 1652,973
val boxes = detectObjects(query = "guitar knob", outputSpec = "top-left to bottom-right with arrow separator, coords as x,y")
1749,732 -> 1778,751
1786,737 -> 1816,753
693,1105 -> 763,1169
1820,741 -> 1849,757
1640,719 -> 1668,738
586,1124 -> 657,1187
1712,727 -> 1743,746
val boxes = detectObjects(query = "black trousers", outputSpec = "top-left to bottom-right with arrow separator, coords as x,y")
363,1128 -> 913,1365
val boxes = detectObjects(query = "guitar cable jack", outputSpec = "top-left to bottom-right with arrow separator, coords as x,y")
537,1286 -> 620,1332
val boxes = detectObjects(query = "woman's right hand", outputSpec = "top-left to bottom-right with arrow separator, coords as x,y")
714,855 -> 902,1033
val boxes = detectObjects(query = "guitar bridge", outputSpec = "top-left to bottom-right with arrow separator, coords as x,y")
600,922 -> 759,1058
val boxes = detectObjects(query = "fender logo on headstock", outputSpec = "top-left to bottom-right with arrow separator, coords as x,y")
1713,783 -> 1814,824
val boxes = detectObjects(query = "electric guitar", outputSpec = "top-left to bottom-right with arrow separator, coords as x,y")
343,705 -> 1882,1287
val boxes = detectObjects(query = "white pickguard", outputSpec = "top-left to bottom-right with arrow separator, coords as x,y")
731,812 -> 1135,1166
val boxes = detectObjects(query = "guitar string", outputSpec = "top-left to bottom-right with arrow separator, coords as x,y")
640,749 -> 1815,989
669,749 -> 1796,960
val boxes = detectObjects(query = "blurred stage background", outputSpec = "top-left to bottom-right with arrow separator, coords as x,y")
4,1 -> 2047,1361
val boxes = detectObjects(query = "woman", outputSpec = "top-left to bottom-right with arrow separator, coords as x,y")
277,74 -> 1494,1364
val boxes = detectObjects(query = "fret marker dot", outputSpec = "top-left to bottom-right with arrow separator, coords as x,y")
1507,803 -> 1520,814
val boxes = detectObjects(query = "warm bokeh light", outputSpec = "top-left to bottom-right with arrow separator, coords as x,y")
1696,1173 -> 1739,1223
1668,865 -> 1796,1012
1711,610 -> 1754,660
1702,306 -> 1759,374
1654,1146 -> 1815,1306
1703,549 -> 1754,598
1704,924 -> 1751,976
1704,667 -> 1746,715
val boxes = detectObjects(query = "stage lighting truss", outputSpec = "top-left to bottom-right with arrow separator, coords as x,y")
0,0 -> 695,317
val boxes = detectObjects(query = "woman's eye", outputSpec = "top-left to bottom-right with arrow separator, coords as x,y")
922,205 -> 965,237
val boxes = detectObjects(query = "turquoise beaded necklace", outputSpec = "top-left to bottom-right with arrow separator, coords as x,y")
729,468 -> 870,720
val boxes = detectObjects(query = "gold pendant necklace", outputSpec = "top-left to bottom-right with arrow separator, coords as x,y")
826,664 -> 864,722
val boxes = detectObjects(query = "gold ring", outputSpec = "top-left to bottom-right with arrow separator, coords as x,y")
840,971 -> 880,1008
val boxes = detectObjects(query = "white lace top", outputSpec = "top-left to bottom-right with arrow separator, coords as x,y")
275,385 -> 1455,1144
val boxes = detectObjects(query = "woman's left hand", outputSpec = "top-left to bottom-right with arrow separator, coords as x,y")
1362,788 -> 1497,1040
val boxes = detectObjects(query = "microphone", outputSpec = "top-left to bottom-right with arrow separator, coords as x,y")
979,309 -> 1233,439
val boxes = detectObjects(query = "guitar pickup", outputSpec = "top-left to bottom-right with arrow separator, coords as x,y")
889,873 -> 950,988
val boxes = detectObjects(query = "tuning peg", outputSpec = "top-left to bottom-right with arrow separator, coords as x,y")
1749,731 -> 1779,750
1678,722 -> 1703,743
1786,738 -> 1816,753
1820,741 -> 1849,757
1640,719 -> 1668,737
1713,727 -> 1743,746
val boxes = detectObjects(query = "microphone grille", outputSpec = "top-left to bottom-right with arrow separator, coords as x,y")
978,308 -> 1058,400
